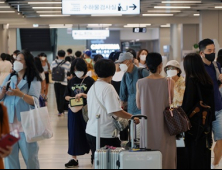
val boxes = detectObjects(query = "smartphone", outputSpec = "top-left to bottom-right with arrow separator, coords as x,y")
0,129 -> 20,150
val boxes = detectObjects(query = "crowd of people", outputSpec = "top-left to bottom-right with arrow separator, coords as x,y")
0,38 -> 222,169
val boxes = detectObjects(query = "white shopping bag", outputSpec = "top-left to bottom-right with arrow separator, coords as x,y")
21,98 -> 53,143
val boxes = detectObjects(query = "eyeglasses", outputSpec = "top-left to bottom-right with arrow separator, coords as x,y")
165,66 -> 177,71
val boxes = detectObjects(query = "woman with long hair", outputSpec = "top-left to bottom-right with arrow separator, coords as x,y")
136,49 -> 149,68
182,53 -> 215,169
0,50 -> 42,169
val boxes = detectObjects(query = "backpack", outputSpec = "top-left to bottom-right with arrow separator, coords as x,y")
52,60 -> 66,82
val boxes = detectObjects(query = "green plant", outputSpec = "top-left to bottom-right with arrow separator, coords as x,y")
193,44 -> 199,49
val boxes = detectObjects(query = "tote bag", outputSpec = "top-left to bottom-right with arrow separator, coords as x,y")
21,98 -> 53,143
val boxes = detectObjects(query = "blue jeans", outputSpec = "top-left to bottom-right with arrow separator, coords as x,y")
213,109 -> 222,142
4,132 -> 40,169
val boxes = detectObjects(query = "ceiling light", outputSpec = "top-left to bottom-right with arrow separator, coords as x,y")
87,24 -> 112,28
124,24 -> 151,27
36,11 -> 61,14
0,2 -> 5,3
40,15 -> 70,17
161,24 -> 171,28
33,7 -> 62,9
49,24 -> 73,28
28,2 -> 62,5
215,6 -> 222,8
91,14 -> 122,17
154,6 -> 191,9
147,10 -> 181,13
194,14 -> 200,16
143,14 -> 174,16
0,11 -> 15,13
0,6 -> 11,9
162,1 -> 201,3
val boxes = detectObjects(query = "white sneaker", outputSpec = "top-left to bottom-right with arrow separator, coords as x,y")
211,164 -> 220,169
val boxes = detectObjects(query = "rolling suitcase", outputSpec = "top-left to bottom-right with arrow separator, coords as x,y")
117,115 -> 163,169
94,114 -> 125,169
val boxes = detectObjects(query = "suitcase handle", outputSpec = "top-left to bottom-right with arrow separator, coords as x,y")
130,115 -> 148,149
131,115 -> 147,120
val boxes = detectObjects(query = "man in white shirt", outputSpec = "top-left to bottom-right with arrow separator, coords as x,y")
86,59 -> 139,164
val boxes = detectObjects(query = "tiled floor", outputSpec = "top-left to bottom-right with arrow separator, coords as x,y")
18,85 -> 92,169
11,85 -> 222,169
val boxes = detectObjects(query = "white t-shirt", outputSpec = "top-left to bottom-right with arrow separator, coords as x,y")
112,71 -> 124,82
86,80 -> 122,138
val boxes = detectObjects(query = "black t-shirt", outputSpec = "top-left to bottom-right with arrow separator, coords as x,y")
65,76 -> 95,105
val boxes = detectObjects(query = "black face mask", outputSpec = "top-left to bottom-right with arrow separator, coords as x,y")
205,53 -> 215,62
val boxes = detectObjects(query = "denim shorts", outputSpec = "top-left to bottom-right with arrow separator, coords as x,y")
213,109 -> 222,141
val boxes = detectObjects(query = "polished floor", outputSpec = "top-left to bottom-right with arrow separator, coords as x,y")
12,85 -> 222,169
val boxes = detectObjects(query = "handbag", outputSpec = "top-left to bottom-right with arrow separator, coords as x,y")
21,98 -> 53,143
68,77 -> 89,122
187,82 -> 213,148
93,83 -> 128,132
164,79 -> 191,136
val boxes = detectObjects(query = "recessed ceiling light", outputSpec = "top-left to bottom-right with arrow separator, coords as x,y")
154,6 -> 191,9
91,14 -> 122,17
33,7 -> 62,9
194,14 -> 200,16
215,6 -> 222,8
147,10 -> 181,13
143,14 -> 174,16
40,15 -> 70,17
161,24 -> 171,28
0,11 -> 15,13
87,24 -> 112,27
162,1 -> 201,3
36,11 -> 61,14
0,6 -> 11,9
28,2 -> 62,4
124,24 -> 151,27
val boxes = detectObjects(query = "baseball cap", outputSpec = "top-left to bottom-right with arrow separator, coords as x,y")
115,52 -> 134,63
84,50 -> 92,57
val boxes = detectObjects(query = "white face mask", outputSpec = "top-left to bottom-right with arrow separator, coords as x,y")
75,71 -> 84,78
167,70 -> 178,78
41,57 -> 46,61
120,64 -> 128,73
13,55 -> 17,59
13,61 -> 24,73
140,55 -> 147,61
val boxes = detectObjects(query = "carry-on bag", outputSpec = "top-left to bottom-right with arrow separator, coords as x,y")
117,115 -> 162,169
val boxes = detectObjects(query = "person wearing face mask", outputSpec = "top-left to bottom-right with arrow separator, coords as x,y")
0,50 -> 42,169
39,53 -> 50,101
64,58 -> 94,168
116,52 -> 149,116
136,49 -> 149,68
164,60 -> 185,108
199,39 -> 222,169
136,52 -> 176,169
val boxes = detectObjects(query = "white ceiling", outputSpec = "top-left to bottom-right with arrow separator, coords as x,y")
0,0 -> 221,28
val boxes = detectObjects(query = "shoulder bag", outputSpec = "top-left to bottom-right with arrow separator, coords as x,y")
164,79 -> 192,136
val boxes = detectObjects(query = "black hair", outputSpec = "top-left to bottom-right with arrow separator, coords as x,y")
75,51 -> 82,58
127,49 -> 137,59
95,59 -> 116,78
70,58 -> 88,77
199,39 -> 214,52
34,57 -> 44,74
13,50 -> 20,55
58,50 -> 66,58
18,50 -> 42,88
184,53 -> 213,85
137,49 -> 149,62
5,54 -> 13,63
217,49 -> 222,68
0,53 -> 6,61
109,52 -> 122,62
94,54 -> 104,63
65,56 -> 71,62
146,53 -> 162,73
67,49 -> 73,54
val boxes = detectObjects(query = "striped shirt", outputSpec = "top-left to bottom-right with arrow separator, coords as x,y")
51,59 -> 71,86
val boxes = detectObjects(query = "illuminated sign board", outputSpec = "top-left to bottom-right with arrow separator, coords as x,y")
62,0 -> 140,15
72,30 -> 110,40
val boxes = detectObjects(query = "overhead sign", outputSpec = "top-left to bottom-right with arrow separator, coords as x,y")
62,0 -> 140,15
72,30 -> 110,40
